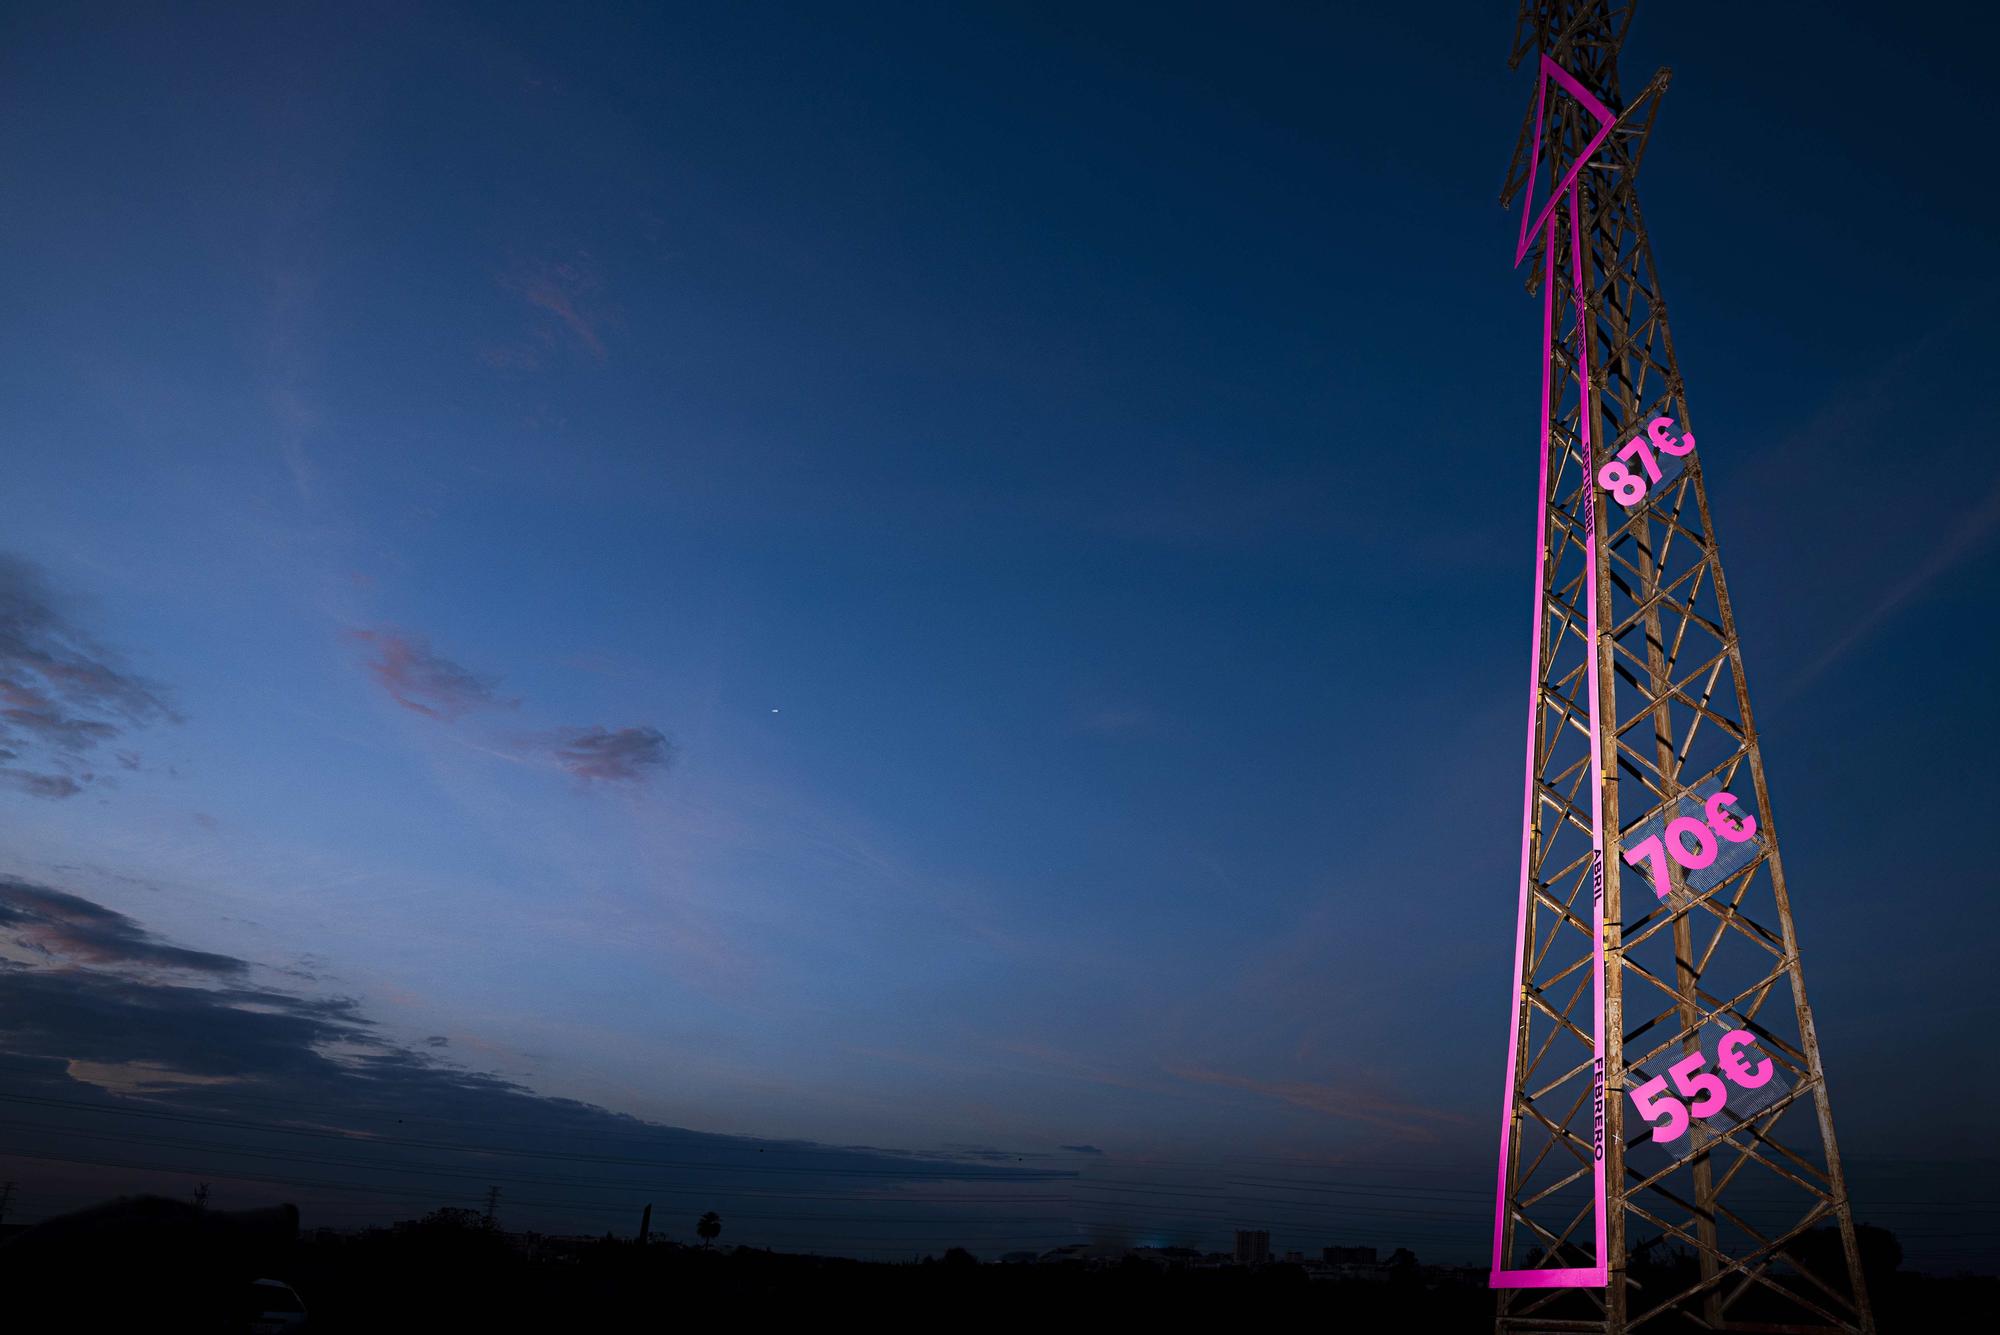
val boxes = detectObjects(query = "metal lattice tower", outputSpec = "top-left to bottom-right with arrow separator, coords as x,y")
1487,4 -> 1873,1331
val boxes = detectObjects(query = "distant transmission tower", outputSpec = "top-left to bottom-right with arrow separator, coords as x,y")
1487,5 -> 1872,1332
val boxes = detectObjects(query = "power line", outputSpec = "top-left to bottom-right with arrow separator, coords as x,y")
0,1092 -> 1065,1182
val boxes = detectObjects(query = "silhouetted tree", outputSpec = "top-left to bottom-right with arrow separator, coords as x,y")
697,1211 -> 722,1247
942,1247 -> 976,1268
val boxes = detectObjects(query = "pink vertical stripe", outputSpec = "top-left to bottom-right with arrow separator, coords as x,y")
1490,209 -> 1560,1288
1569,172 -> 1611,1286
1491,179 -> 1610,1291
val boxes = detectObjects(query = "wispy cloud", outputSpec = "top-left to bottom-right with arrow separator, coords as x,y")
348,626 -> 676,789
0,553 -> 178,799
5,772 -> 83,799
1793,471 -> 2000,691
506,254 -> 607,360
1165,1064 -> 1470,1139
346,628 -> 517,720
996,1040 -> 1154,1094
270,385 -> 320,504
477,344 -> 542,371
1076,703 -> 1155,738
541,724 -> 674,784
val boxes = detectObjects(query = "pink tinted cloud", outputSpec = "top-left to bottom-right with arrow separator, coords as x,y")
345,628 -> 675,789
346,629 -> 517,721
543,725 -> 674,783
507,255 -> 606,360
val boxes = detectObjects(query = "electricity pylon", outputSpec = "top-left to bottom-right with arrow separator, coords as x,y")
1487,5 -> 1873,1331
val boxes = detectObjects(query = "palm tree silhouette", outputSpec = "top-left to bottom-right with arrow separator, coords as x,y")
697,1211 -> 722,1247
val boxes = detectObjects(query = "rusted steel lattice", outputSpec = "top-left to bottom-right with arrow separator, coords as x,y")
1488,4 -> 1874,1331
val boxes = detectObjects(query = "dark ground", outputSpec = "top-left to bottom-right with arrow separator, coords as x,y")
1,1198 -> 1992,1331
262,1238 -> 2000,1332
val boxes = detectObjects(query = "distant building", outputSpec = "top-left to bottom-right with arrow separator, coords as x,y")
1319,1244 -> 1387,1282
1127,1246 -> 1202,1268
1234,1229 -> 1270,1266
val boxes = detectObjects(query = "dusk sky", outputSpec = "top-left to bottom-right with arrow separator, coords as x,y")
3,1 -> 1997,1270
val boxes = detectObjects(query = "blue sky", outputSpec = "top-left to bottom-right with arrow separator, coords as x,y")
2,1 -> 1998,1266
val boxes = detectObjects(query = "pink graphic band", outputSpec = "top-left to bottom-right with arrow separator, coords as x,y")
1490,171 -> 1610,1289
1572,169 -> 1610,1291
1513,55 -> 1618,267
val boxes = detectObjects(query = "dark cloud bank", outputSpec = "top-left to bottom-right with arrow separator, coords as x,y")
0,878 -> 244,975
0,875 -> 1070,1253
